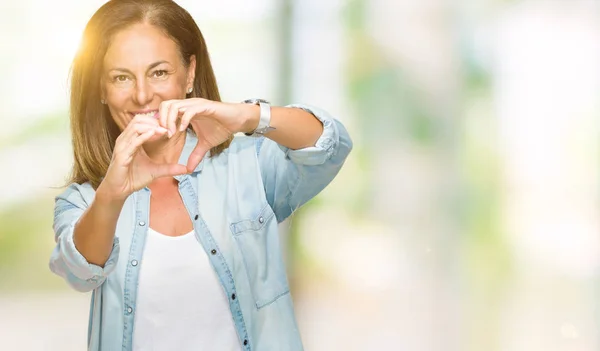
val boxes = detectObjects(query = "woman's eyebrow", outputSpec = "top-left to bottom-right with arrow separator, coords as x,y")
108,60 -> 171,74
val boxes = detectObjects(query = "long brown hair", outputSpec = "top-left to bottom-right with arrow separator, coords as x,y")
68,0 -> 231,189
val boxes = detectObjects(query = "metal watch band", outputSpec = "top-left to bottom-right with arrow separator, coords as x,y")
242,99 -> 275,137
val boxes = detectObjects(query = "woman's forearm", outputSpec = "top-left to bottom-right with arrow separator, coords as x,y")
243,105 -> 324,150
73,185 -> 125,267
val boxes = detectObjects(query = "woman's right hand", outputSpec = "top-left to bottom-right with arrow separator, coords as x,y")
97,115 -> 188,201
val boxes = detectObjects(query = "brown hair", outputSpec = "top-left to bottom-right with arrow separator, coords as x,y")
68,0 -> 231,189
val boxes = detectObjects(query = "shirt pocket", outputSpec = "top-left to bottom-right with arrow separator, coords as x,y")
230,204 -> 290,309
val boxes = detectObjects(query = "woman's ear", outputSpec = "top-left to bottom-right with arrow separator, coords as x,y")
187,55 -> 196,88
99,79 -> 107,104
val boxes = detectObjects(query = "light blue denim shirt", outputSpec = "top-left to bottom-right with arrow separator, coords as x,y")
49,104 -> 352,351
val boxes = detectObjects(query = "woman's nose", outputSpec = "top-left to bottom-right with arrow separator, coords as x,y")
133,80 -> 154,106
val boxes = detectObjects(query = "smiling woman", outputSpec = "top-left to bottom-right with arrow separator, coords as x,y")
68,0 -> 226,189
101,22 -> 197,140
49,1 -> 352,351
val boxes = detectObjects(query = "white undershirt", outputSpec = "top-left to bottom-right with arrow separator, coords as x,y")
132,227 -> 241,351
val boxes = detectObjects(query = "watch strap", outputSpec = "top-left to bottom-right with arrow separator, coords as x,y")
243,99 -> 275,136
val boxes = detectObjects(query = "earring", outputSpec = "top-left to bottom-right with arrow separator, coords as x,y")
100,99 -> 106,104
187,87 -> 193,94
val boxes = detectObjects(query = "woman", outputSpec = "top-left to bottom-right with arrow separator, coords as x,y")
49,1 -> 352,350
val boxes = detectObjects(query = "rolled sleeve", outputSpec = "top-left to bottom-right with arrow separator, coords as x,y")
53,223 -> 120,281
49,183 -> 119,292
256,104 -> 352,222
279,104 -> 340,166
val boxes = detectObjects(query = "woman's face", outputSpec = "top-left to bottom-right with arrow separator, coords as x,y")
102,23 -> 195,131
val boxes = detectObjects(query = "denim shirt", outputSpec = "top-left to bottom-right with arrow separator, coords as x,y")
49,104 -> 352,351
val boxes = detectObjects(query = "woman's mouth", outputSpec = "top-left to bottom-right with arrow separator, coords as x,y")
130,110 -> 159,119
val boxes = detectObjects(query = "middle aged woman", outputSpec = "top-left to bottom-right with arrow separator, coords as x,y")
49,1 -> 353,350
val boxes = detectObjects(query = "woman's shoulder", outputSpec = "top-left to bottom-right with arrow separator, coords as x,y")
55,181 -> 96,206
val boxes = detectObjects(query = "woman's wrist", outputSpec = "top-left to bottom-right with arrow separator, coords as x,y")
95,183 -> 128,207
239,103 -> 260,134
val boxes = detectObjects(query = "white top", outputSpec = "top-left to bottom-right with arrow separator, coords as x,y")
132,227 -> 241,351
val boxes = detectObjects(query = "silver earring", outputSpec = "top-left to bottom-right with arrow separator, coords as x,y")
101,99 -> 106,104
187,87 -> 193,94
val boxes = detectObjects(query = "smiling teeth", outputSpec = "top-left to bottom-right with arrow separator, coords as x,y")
134,112 -> 157,118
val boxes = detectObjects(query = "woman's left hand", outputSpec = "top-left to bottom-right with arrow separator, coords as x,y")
158,98 -> 257,171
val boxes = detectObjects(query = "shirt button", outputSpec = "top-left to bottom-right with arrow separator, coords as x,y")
131,260 -> 138,266
138,221 -> 145,226
231,293 -> 236,300
127,306 -> 133,314
258,217 -> 264,224
243,339 -> 248,346
211,249 -> 217,255
194,214 -> 199,220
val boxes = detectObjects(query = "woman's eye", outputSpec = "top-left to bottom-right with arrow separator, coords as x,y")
153,70 -> 168,78
113,75 -> 129,82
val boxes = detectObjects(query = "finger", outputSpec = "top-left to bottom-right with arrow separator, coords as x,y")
151,162 -> 189,179
126,129 -> 157,157
178,105 -> 203,132
166,102 -> 183,138
137,116 -> 163,127
186,141 -> 210,172
159,100 -> 173,136
134,121 -> 168,135
115,124 -> 166,154
124,127 -> 168,160
114,124 -> 153,154
128,113 -> 161,128
116,126 -> 167,161
120,116 -> 164,141
169,99 -> 202,133
112,128 -> 155,165
129,118 -> 168,134
160,99 -> 200,136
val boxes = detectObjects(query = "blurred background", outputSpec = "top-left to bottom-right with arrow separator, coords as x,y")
1,0 -> 599,350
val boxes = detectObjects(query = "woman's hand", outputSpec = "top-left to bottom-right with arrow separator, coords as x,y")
97,115 -> 188,201
158,98 -> 258,171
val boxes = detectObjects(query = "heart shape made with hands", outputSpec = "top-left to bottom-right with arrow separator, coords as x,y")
157,98 -> 252,172
130,98 -> 250,173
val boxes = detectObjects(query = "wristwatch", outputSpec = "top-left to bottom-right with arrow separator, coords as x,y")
242,98 -> 276,137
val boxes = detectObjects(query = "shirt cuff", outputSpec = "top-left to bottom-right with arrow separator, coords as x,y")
279,104 -> 339,166
58,223 -> 120,282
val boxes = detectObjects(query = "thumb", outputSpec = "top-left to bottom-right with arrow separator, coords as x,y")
187,142 -> 209,173
152,163 -> 189,179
